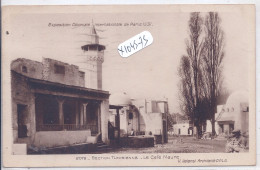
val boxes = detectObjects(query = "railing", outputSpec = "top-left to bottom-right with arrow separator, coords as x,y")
135,131 -> 146,136
37,124 -> 98,132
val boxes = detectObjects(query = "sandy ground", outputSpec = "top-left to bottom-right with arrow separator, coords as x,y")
95,136 -> 227,154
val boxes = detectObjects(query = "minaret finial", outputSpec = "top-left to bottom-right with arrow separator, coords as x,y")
90,19 -> 97,35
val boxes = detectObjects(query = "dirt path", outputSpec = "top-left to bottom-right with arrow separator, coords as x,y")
93,136 -> 227,154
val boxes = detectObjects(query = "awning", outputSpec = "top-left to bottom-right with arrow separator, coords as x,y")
217,116 -> 234,122
13,71 -> 110,101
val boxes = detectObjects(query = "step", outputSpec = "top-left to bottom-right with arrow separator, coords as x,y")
97,147 -> 113,151
97,143 -> 113,151
97,145 -> 109,148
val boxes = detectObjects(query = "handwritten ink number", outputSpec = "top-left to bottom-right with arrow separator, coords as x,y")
118,32 -> 151,57
139,36 -> 143,48
127,46 -> 131,53
130,41 -> 136,50
143,35 -> 148,47
118,46 -> 124,55
124,46 -> 128,53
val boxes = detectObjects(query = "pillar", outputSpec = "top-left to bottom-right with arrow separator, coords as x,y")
82,103 -> 88,124
80,103 -> 84,125
56,98 -> 65,125
116,108 -> 120,143
75,101 -> 79,125
98,103 -> 101,133
29,94 -> 36,144
100,100 -> 109,143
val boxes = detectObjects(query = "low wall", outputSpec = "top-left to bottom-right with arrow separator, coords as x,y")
119,136 -> 154,148
28,143 -> 97,154
33,130 -> 91,148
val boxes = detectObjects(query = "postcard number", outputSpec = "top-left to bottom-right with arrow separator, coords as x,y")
118,31 -> 153,58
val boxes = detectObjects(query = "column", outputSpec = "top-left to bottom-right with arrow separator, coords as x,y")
80,103 -> 84,125
138,107 -> 141,132
29,94 -> 36,142
56,98 -> 65,126
116,108 -> 120,143
75,101 -> 79,125
100,100 -> 109,144
98,103 -> 101,133
82,103 -> 88,125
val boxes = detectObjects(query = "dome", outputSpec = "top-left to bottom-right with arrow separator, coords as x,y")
109,92 -> 132,106
226,91 -> 248,108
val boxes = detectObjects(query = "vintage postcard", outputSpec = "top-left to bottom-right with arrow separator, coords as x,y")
2,5 -> 256,167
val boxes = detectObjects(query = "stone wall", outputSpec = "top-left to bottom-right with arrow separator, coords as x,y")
42,58 -> 85,87
11,58 -> 85,87
32,130 -> 91,148
11,58 -> 43,79
11,72 -> 35,145
119,136 -> 154,148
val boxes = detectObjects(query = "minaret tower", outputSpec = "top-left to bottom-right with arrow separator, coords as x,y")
81,22 -> 106,90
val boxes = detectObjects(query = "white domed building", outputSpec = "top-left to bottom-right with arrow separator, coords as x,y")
215,91 -> 249,135
108,92 -> 168,146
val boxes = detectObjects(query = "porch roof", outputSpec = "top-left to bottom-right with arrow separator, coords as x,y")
13,71 -> 110,100
217,116 -> 234,122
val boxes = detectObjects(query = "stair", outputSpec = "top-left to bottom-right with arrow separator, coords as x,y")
97,141 -> 112,152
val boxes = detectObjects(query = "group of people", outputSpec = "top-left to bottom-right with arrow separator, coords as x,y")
225,129 -> 248,153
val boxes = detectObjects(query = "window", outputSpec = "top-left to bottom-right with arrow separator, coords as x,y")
54,64 -> 65,74
22,66 -> 27,73
79,71 -> 84,78
243,106 -> 249,112
129,112 -> 133,119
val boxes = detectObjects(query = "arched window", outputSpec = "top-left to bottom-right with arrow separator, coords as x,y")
129,112 -> 133,119
22,66 -> 27,73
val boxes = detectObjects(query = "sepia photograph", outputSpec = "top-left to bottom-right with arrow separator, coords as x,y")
2,5 -> 256,167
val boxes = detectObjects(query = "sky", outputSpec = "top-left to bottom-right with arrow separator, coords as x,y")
4,8 -> 254,113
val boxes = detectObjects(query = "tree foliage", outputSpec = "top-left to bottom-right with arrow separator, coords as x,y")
178,12 -> 204,137
178,12 -> 225,138
202,12 -> 225,136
